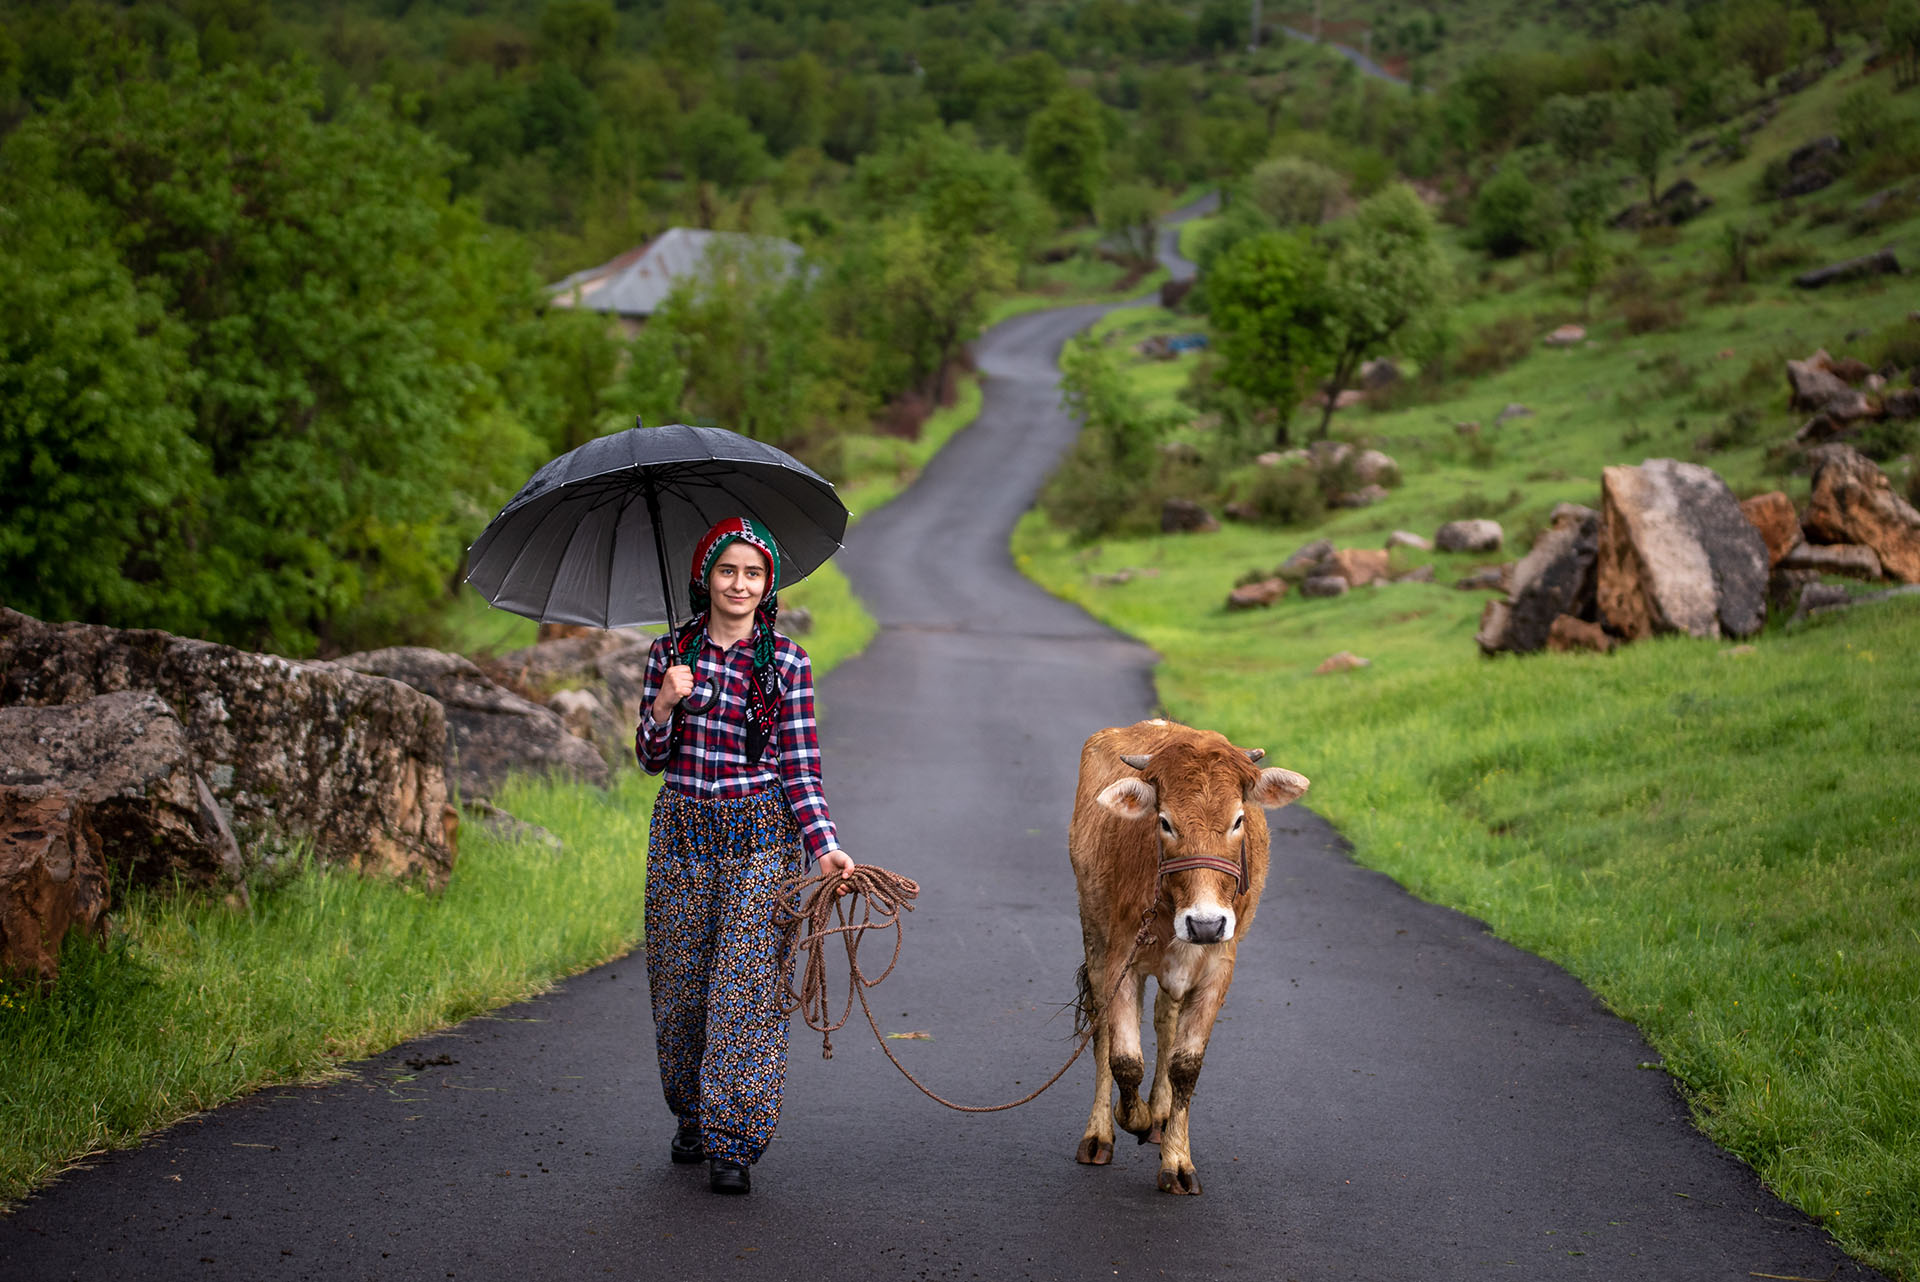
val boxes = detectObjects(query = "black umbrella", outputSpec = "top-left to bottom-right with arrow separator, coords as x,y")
465,421 -> 848,638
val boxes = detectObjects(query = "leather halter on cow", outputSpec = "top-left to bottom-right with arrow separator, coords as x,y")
1067,721 -> 1309,1195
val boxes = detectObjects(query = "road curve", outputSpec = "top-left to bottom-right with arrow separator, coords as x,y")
0,240 -> 1885,1282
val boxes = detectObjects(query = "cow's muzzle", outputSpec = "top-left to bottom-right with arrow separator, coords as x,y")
1174,905 -> 1237,944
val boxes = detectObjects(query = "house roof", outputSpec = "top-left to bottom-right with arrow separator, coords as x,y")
545,227 -> 804,318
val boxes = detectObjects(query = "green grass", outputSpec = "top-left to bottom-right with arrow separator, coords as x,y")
1016,514 -> 1920,1279
834,374 -> 985,519
0,769 -> 655,1203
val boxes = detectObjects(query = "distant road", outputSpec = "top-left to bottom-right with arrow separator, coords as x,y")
1278,25 -> 1409,85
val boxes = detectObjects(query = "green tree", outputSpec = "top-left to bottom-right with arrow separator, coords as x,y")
1245,156 -> 1345,228
1719,0 -> 1801,85
1616,86 -> 1678,207
1312,185 -> 1449,440
537,0 -> 616,80
1096,182 -> 1163,270
1204,231 -> 1328,447
649,238 -> 831,446
679,103 -> 771,191
1535,93 -> 1614,170
1023,88 -> 1107,219
1041,333 -> 1170,540
870,213 -> 1016,400
1471,166 -> 1544,258
9,59 -> 548,654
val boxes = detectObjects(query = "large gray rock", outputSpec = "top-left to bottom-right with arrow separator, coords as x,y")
1482,507 -> 1601,654
1597,460 -> 1768,641
1436,519 -> 1504,553
0,691 -> 243,891
337,647 -> 609,801
0,610 -> 457,885
1,785 -> 109,983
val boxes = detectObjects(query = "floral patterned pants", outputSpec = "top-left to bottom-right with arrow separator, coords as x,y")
644,787 -> 803,1167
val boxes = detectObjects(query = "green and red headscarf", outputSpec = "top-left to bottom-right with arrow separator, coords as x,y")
673,517 -> 783,761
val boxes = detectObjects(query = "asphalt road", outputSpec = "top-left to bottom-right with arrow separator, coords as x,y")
0,227 -> 1886,1282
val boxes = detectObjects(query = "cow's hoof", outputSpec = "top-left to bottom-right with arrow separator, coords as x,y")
1076,1136 -> 1114,1166
1157,1166 -> 1202,1196
1144,1122 -> 1163,1147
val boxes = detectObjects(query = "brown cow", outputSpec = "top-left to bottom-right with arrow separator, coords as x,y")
1068,718 -> 1309,1195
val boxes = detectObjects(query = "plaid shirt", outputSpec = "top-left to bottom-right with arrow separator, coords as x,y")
635,627 -> 840,864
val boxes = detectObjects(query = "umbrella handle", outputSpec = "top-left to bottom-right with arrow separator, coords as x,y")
683,680 -> 718,714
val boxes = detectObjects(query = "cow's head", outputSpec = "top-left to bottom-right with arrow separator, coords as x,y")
1096,745 -> 1309,945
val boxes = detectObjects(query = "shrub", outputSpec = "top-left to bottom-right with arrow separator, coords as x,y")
1608,261 -> 1687,334
1245,464 -> 1327,527
1444,487 -> 1524,519
1245,156 -> 1346,228
1470,166 -> 1544,258
1453,314 -> 1535,377
1697,406 -> 1766,452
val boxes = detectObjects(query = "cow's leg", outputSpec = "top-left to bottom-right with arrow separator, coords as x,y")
1145,983 -> 1179,1146
1075,1004 -> 1115,1166
1110,971 -> 1155,1141
1156,967 -> 1231,1196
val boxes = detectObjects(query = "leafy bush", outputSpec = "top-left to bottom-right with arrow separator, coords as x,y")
1245,156 -> 1345,228
1453,315 -> 1535,378
1040,335 -> 1173,540
1608,261 -> 1687,334
1470,166 -> 1545,258
1244,463 -> 1327,527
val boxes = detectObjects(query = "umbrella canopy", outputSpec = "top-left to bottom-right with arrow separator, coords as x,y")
466,422 -> 847,630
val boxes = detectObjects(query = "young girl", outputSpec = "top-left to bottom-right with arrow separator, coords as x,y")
635,516 -> 855,1195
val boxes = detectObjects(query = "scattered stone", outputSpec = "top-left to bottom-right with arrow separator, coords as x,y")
337,646 -> 610,802
1358,359 -> 1401,390
1386,530 -> 1433,551
1803,443 -> 1920,582
1455,566 -> 1508,592
1226,578 -> 1288,610
1786,350 -> 1863,414
0,611 -> 457,885
1779,541 -> 1883,579
1,786 -> 109,983
1826,356 -> 1873,385
1392,564 -> 1437,584
1331,484 -> 1389,509
1544,324 -> 1587,347
1792,581 -> 1855,621
1793,249 -> 1901,290
1351,449 -> 1399,486
1300,575 -> 1350,599
1314,651 -> 1370,675
1547,615 -> 1617,654
1222,501 -> 1257,522
1596,459 -> 1769,640
1768,567 -> 1820,617
1161,497 -> 1220,534
461,799 -> 563,853
779,604 -> 814,635
0,691 -> 244,892
1801,583 -> 1920,620
1739,492 -> 1803,567
1550,502 -> 1600,525
1489,506 -> 1602,654
1278,539 -> 1336,581
1778,135 -> 1844,198
1330,549 -> 1392,587
1436,519 -> 1504,553
1884,388 -> 1920,421
1495,403 -> 1534,424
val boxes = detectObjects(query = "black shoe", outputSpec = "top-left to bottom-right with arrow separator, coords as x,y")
670,1122 -> 704,1165
708,1159 -> 751,1195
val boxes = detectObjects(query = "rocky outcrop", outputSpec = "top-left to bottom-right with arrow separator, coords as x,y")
336,647 -> 610,801
1161,498 -> 1220,534
1547,615 -> 1616,653
1329,548 -> 1391,587
1277,539 -> 1335,581
0,610 -> 456,885
1480,506 -> 1601,654
1597,459 -> 1768,640
1,786 -> 109,983
0,692 -> 243,891
1300,576 -> 1350,599
1803,444 -> 1920,583
1780,542 -> 1883,579
1740,492 -> 1802,566
1792,249 -> 1901,290
1226,578 -> 1287,610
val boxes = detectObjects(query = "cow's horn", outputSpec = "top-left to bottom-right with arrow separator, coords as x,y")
1120,753 -> 1151,770
1246,748 -> 1266,763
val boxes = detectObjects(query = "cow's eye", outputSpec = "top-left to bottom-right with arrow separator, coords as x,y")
1230,813 -> 1244,832
1158,816 -> 1175,838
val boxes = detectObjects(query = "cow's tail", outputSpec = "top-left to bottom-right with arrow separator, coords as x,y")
1071,962 -> 1095,1036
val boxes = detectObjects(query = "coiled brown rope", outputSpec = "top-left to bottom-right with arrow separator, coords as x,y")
775,865 -> 1156,1114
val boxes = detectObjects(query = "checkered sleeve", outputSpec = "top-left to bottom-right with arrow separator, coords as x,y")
634,634 -> 678,774
774,642 -> 839,864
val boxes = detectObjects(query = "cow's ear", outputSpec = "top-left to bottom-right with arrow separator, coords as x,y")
1248,766 -> 1309,808
1097,777 -> 1158,820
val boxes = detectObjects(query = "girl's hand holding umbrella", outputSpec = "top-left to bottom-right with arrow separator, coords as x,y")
651,664 -> 696,722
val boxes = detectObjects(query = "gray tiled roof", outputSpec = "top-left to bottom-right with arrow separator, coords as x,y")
546,227 -> 804,318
